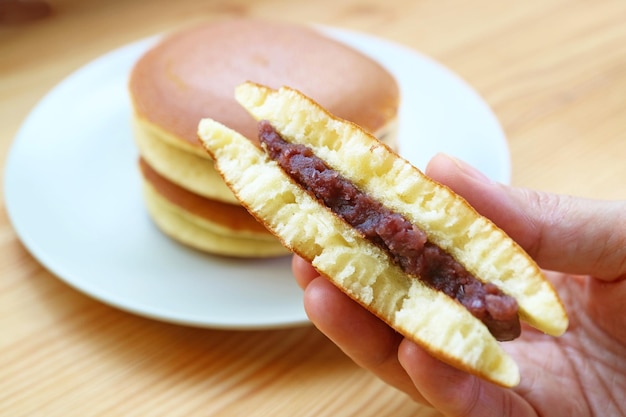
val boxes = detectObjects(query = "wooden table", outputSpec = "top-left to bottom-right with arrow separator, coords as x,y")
2,1 -> 625,416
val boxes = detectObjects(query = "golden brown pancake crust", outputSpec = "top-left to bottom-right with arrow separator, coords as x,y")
139,158 -> 271,235
129,18 -> 399,148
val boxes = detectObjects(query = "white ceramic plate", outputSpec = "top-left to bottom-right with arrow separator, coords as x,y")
4,27 -> 510,329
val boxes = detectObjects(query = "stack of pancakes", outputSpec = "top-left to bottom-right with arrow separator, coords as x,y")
128,18 -> 400,257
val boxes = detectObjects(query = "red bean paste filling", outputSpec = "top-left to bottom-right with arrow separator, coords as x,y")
258,121 -> 520,341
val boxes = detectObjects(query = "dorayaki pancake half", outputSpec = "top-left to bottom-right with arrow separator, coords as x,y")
197,82 -> 568,387
128,18 -> 400,154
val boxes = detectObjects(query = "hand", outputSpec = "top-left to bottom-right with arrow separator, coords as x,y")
292,153 -> 626,417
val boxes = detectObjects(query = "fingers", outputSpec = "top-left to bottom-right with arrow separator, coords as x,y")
398,340 -> 536,417
302,275 -> 430,404
301,271 -> 541,415
292,255 -> 319,289
425,153 -> 626,281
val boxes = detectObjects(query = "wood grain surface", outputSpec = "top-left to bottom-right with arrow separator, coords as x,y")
1,1 -> 625,416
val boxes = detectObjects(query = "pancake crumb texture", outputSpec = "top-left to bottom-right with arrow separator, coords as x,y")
234,83 -> 568,339
199,104 -> 525,387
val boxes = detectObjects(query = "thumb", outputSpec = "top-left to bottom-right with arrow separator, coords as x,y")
425,153 -> 626,281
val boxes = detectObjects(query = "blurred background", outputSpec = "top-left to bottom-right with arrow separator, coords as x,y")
2,0 -> 625,200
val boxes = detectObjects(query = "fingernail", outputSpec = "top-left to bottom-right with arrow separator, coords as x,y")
446,154 -> 494,184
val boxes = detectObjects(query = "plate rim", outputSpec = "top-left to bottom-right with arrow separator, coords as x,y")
3,27 -> 510,329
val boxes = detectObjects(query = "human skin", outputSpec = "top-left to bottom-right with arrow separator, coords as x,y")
292,153 -> 626,417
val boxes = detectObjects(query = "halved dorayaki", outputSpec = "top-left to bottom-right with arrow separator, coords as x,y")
197,82 -> 568,387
